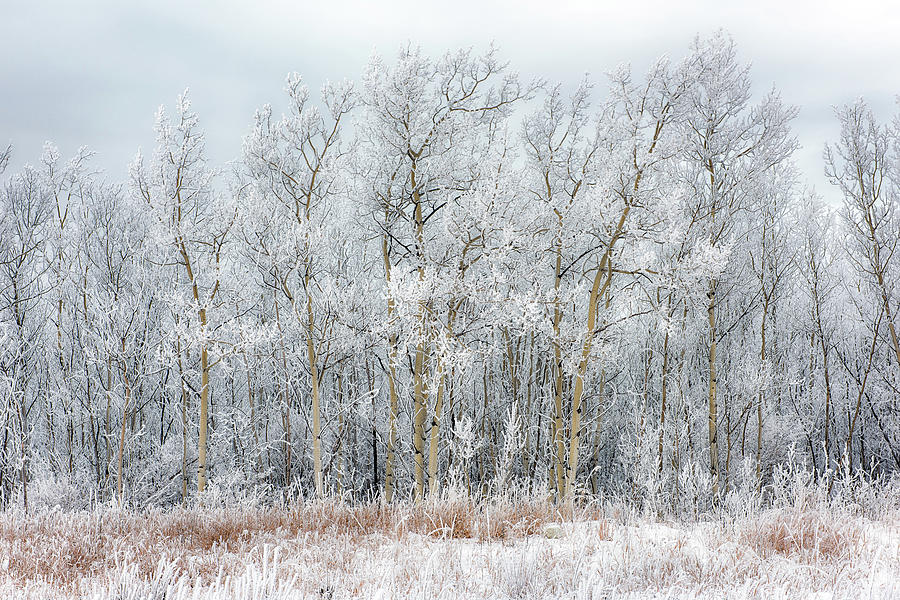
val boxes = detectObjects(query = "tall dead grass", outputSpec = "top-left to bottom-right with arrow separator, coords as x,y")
0,492 -> 895,600
739,508 -> 865,562
0,495 -> 598,590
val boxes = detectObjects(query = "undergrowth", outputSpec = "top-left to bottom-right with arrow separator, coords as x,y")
0,467 -> 897,599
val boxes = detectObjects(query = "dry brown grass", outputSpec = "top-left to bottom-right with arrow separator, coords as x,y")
739,508 -> 865,562
2,501 -> 889,600
0,496 -> 594,591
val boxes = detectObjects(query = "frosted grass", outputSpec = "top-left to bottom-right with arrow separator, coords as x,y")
1,496 -> 897,599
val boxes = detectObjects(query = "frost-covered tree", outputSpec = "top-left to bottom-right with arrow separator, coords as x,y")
825,99 -> 900,472
131,91 -> 238,494
0,37 -> 898,512
674,33 -> 797,495
242,73 -> 355,498
0,149 -> 52,510
358,44 -> 531,501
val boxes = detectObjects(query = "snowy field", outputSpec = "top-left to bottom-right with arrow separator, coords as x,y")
1,496 -> 897,600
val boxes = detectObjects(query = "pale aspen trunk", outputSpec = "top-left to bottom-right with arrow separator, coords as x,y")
77,279 -> 90,476
17,401 -> 28,513
412,341 -> 428,501
725,400 -> 733,492
566,203 -> 630,499
411,165 -> 429,503
116,354 -> 131,506
12,330 -> 29,512
46,409 -> 55,475
264,387 -> 271,474
589,369 -> 607,495
707,281 -> 720,497
817,316 -> 833,471
807,330 -> 817,470
427,361 -> 446,498
427,305 -> 458,497
304,288 -> 324,498
174,225 -> 215,495
381,228 -> 400,502
104,358 -> 112,484
551,353 -> 566,498
295,183 -> 324,497
534,357 -> 549,497
52,199 -> 68,477
383,344 -> 400,502
336,372 -> 345,495
740,399 -> 750,462
67,416 -> 74,475
177,336 -> 189,504
676,320 -> 690,475
551,210 -> 567,500
365,361 -> 379,492
642,342 -> 652,411
565,102 -> 666,498
640,341 -> 653,496
1,414 -> 8,502
487,418 -> 500,498
757,303 -> 767,481
590,285 -> 614,494
198,312 -> 210,493
672,372 -> 682,477
480,367 -> 489,495
446,375 -> 456,480
502,327 -> 522,481
282,387 -> 291,488
523,333 -> 535,482
87,378 -> 103,487
659,328 -> 670,473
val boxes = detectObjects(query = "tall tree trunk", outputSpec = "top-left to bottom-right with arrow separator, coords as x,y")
175,232 -> 215,496
197,302 -> 211,494
659,327 -> 670,473
707,281 -> 720,497
566,203 -> 630,500
551,210 -> 567,500
365,360 -> 379,492
411,165 -> 429,503
304,288 -> 324,498
177,335 -> 189,504
522,333 -> 535,482
816,315 -> 833,472
381,226 -> 400,503
757,301 -> 767,481
427,361 -> 446,498
412,335 -> 428,501
116,352 -> 132,505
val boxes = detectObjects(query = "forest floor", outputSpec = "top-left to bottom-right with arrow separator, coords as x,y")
0,497 -> 897,599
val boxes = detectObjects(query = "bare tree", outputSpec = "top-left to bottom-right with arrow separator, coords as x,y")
242,74 -> 355,498
677,33 -> 797,495
132,92 -> 237,494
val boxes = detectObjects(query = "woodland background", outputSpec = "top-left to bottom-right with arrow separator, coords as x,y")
2,33 -> 899,513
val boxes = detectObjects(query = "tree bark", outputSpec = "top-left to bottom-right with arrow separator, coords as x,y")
707,282 -> 720,497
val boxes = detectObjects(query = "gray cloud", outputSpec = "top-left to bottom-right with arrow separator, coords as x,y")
2,0 -> 898,203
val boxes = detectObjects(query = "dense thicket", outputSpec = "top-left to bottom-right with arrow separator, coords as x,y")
2,33 -> 898,510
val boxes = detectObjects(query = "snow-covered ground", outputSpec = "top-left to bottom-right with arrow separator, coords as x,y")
1,499 -> 897,599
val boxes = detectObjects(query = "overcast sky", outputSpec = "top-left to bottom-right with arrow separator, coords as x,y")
2,0 -> 899,204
